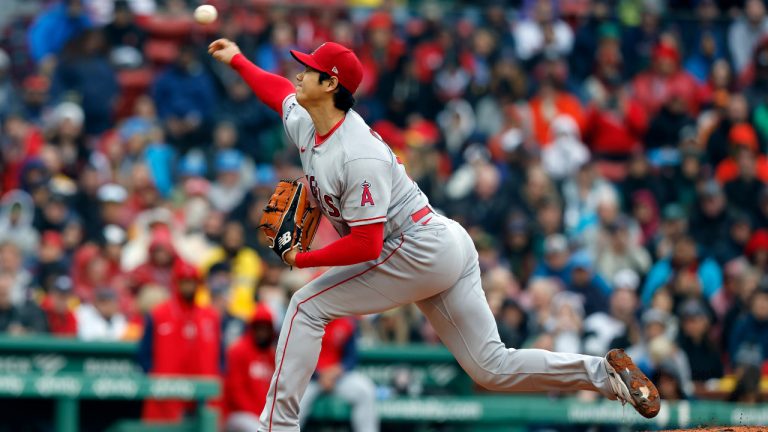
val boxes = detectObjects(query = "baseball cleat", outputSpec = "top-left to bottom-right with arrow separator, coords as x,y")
605,348 -> 661,419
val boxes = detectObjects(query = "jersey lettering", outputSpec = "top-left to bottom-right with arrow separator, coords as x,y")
360,181 -> 375,207
308,175 -> 320,203
324,195 -> 341,217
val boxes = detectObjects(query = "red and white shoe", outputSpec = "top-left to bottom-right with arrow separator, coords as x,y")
605,349 -> 661,419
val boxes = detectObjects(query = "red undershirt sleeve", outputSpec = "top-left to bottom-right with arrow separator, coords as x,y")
295,223 -> 385,268
230,53 -> 295,115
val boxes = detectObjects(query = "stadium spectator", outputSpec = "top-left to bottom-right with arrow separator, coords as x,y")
689,180 -> 731,255
594,214 -> 652,282
533,234 -> 572,284
103,0 -> 146,53
582,269 -> 641,355
223,304 -> 276,432
129,225 -> 177,297
298,317 -> 379,432
631,42 -> 700,117
42,274 -> 77,336
496,298 -> 530,349
642,235 -> 723,305
76,287 -> 127,341
1,115 -> 44,193
52,29 -> 118,135
0,270 -> 47,334
26,0 -> 92,65
502,214 -> 537,285
71,224 -> 125,304
729,282 -> 768,373
714,123 -> 768,184
206,261 -> 244,347
138,259 -> 222,421
201,220 -> 261,320
677,298 -> 723,381
513,0 -> 574,63
713,212 -> 754,265
151,44 -> 216,150
566,250 -> 611,316
728,0 -> 768,73
0,191 -> 40,258
209,149 -> 249,214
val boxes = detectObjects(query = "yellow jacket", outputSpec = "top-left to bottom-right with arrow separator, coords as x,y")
199,247 -> 263,320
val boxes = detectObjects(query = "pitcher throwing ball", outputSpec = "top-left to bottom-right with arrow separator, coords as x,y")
208,38 -> 661,432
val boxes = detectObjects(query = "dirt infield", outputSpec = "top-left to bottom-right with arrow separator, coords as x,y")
661,427 -> 768,432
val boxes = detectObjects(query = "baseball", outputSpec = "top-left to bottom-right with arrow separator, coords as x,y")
194,4 -> 217,24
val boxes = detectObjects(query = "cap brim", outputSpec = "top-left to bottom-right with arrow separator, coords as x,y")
290,50 -> 327,74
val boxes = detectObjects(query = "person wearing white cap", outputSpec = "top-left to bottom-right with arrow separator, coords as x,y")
594,216 -> 652,283
95,183 -> 128,235
582,269 -> 641,356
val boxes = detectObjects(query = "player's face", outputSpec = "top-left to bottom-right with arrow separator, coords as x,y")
295,66 -> 322,105
295,66 -> 336,107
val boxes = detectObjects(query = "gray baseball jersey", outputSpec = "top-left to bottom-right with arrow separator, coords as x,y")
282,94 -> 428,239
258,94 -> 624,432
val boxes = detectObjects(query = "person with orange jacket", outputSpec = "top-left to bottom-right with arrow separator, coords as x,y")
715,123 -> 768,183
138,259 -> 222,422
223,304 -> 276,431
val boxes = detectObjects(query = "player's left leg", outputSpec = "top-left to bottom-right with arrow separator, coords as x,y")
414,219 -> 660,418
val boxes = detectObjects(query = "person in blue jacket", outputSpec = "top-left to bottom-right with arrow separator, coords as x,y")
729,283 -> 768,370
27,0 -> 92,64
641,235 -> 722,305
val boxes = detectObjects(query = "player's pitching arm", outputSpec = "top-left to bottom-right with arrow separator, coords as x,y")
208,38 -> 295,114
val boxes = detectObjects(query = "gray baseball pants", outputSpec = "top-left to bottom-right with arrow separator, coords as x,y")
259,214 -> 617,431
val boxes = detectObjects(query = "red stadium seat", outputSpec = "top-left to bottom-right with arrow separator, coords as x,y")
595,160 -> 628,182
114,68 -> 155,120
138,15 -> 194,39
144,39 -> 180,65
117,68 -> 154,90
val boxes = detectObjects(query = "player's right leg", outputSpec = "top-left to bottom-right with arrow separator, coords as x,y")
258,248 -> 404,432
259,219 -> 470,431
415,220 -> 660,418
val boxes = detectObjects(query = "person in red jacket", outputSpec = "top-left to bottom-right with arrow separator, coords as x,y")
138,259 -> 222,422
129,225 -> 177,297
42,275 -> 77,336
298,317 -> 378,432
223,304 -> 276,432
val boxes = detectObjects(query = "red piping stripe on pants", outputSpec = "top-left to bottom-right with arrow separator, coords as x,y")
267,235 -> 406,431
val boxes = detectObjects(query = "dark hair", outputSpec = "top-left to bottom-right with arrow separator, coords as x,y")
318,71 -> 355,112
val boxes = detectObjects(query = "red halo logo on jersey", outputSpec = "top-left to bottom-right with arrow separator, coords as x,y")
360,181 -> 375,207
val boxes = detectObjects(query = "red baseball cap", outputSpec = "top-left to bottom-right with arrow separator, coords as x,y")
290,42 -> 363,94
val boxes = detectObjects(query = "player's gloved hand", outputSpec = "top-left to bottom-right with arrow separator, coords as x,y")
208,38 -> 242,65
259,180 -> 321,266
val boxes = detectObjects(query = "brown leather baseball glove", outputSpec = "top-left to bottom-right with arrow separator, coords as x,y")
259,180 -> 322,263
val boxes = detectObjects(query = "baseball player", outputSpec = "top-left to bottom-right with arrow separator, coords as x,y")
208,39 -> 660,432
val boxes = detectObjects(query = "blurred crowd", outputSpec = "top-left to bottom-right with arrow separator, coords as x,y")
2,0 -> 768,419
